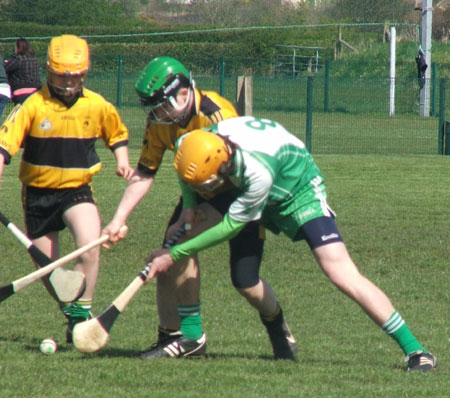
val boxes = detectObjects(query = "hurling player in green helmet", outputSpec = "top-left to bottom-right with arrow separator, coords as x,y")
103,56 -> 242,359
135,56 -> 193,124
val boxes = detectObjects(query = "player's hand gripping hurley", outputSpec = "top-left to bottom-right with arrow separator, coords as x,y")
73,226 -> 186,353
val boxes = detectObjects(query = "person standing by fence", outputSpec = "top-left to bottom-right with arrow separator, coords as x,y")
4,38 -> 41,105
0,54 -> 11,118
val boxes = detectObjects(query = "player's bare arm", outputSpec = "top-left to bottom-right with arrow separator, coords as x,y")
113,146 -> 134,180
102,169 -> 154,246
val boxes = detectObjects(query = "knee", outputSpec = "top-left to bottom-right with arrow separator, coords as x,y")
236,283 -> 260,300
325,262 -> 364,296
157,256 -> 198,286
79,247 -> 100,267
231,272 -> 259,290
230,255 -> 261,289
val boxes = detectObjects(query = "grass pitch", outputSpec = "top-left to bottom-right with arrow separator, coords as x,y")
0,149 -> 448,398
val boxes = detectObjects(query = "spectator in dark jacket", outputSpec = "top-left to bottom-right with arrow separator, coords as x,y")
4,38 -> 41,105
0,54 -> 11,118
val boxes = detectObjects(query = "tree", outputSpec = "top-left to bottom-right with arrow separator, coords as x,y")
115,0 -> 143,18
3,0 -> 124,26
433,4 -> 450,42
328,0 -> 413,23
186,0 -> 304,27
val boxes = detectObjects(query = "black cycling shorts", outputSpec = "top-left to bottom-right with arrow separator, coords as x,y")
166,192 -> 265,289
22,184 -> 95,239
294,216 -> 343,249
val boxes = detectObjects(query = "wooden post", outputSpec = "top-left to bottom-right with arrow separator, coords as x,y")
335,25 -> 342,59
236,76 -> 253,116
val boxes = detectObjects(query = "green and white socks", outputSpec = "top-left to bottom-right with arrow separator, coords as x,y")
60,298 -> 92,323
177,303 -> 203,341
382,311 -> 427,355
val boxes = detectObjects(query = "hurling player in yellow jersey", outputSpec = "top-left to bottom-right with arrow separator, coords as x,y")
0,35 -> 133,343
102,56 -> 243,358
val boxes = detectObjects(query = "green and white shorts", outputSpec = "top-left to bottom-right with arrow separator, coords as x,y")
261,177 -> 342,248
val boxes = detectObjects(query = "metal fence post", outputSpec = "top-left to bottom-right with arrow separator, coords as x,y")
219,57 -> 225,96
324,59 -> 330,113
438,78 -> 446,155
306,76 -> 313,153
116,55 -> 123,108
431,62 -> 437,117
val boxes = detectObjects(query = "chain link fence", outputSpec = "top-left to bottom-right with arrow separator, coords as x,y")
1,55 -> 449,155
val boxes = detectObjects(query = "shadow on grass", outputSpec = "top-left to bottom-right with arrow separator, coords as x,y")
74,348 -> 265,360
27,343 -> 139,358
8,335 -> 406,373
79,346 -> 141,359
205,352 -> 277,361
74,346 -> 284,362
0,335 -> 137,357
5,334 -> 401,371
0,335 -> 73,354
0,335 -> 28,344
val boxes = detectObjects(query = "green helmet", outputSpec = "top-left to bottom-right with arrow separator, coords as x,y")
135,56 -> 192,106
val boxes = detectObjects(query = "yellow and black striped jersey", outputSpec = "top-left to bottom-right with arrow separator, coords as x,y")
137,88 -> 238,175
0,85 -> 129,189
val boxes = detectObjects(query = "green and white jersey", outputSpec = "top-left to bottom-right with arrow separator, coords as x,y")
209,116 -> 325,224
170,116 -> 331,261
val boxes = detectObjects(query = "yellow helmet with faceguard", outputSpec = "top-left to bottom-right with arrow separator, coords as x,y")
46,35 -> 89,97
174,130 -> 230,193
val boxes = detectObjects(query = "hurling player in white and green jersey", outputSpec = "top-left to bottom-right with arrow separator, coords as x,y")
146,116 -> 437,371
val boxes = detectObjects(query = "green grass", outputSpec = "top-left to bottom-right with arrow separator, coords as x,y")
0,148 -> 448,397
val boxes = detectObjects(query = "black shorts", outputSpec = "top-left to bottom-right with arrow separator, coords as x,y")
166,192 -> 265,289
22,184 -> 96,239
294,216 -> 343,250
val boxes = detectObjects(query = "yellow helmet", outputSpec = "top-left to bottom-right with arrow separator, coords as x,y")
174,130 -> 230,192
47,34 -> 89,75
46,35 -> 89,98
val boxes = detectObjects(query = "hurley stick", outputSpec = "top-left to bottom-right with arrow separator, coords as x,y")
73,226 -> 186,353
0,226 -> 127,303
0,211 -> 86,302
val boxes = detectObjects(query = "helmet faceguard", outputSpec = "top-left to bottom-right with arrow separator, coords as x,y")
135,57 -> 193,124
46,35 -> 89,99
144,82 -> 193,124
47,69 -> 87,97
174,130 -> 232,194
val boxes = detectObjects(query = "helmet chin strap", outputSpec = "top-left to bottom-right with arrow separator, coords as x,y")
149,87 -> 193,124
47,83 -> 81,107
49,83 -> 81,96
47,69 -> 85,101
